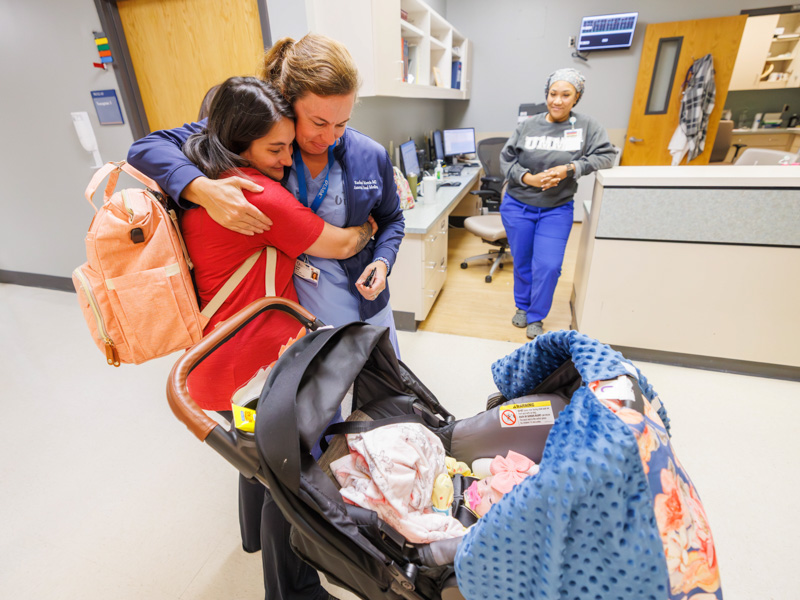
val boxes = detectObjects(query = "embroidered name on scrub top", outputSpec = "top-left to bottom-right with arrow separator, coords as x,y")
294,146 -> 335,213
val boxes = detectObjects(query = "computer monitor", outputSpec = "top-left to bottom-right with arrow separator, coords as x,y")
400,139 -> 420,178
577,12 -> 638,51
443,128 -> 476,158
433,130 -> 444,162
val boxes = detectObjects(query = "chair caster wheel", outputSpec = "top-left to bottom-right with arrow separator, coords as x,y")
485,275 -> 492,283
460,262 -> 468,269
498,263 -> 504,269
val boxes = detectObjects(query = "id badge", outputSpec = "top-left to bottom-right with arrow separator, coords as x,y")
294,257 -> 320,287
563,128 -> 583,151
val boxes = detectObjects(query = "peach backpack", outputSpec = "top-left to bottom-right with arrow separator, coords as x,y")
73,161 -> 274,366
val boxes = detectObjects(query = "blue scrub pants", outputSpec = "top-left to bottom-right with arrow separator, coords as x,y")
500,193 -> 574,324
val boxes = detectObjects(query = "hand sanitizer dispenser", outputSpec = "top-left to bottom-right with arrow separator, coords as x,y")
71,112 -> 103,168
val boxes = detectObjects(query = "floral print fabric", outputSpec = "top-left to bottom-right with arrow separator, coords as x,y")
592,377 -> 722,600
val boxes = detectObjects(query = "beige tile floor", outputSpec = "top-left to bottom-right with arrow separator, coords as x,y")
1,283 -> 798,600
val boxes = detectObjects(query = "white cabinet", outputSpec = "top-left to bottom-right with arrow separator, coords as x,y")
390,214 -> 449,321
305,0 -> 470,99
390,168 -> 481,324
730,13 -> 800,90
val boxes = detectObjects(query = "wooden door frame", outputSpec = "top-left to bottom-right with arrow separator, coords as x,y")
93,0 -> 272,140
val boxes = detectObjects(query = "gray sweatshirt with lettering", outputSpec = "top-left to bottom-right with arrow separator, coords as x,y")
500,111 -> 616,208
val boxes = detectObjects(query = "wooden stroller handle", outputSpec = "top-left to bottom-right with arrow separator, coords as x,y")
166,297 -> 321,441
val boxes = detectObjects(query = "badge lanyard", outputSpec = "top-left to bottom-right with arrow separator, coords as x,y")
294,146 -> 335,214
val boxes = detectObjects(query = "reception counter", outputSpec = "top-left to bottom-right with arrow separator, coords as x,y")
573,165 -> 800,378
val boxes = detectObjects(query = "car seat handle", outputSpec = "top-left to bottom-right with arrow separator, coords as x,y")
166,297 -> 322,441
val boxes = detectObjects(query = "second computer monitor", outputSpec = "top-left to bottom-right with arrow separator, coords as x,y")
433,130 -> 445,162
442,127 -> 476,158
400,139 -> 420,178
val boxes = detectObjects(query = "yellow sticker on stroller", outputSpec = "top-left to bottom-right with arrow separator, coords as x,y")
499,401 -> 554,428
232,404 -> 257,432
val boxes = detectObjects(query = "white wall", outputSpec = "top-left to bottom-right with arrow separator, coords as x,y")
444,0 -> 787,133
0,0 -> 135,282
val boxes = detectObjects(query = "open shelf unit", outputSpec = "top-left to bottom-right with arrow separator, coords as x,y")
306,0 -> 470,99
730,12 -> 800,89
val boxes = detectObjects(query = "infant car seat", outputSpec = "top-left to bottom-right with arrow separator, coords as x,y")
166,299 -> 721,600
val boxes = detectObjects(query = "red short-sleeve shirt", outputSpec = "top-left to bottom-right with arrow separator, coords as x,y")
181,168 -> 324,411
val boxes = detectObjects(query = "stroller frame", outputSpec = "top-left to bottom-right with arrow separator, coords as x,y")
167,298 -> 464,599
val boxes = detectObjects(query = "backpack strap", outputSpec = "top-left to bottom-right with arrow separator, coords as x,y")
199,246 -> 278,323
84,161 -> 163,211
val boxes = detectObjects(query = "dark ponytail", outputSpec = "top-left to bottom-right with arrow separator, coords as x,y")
184,77 -> 294,180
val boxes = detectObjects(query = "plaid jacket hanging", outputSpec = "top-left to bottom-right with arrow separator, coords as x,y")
679,53 -> 716,161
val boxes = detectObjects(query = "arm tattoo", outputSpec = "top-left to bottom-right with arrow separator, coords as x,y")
354,222 -> 372,253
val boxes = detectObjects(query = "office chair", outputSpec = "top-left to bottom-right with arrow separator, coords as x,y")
460,213 -> 511,283
468,137 -> 507,212
459,137 -> 512,282
735,148 -> 799,165
709,120 -> 733,163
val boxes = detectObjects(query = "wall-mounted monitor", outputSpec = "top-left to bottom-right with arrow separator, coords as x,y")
578,12 -> 638,51
400,139 -> 420,178
443,127 -> 476,157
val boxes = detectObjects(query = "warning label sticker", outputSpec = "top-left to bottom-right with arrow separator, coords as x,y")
498,401 -> 555,428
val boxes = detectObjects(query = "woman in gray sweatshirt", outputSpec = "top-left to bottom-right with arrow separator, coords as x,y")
500,68 -> 616,339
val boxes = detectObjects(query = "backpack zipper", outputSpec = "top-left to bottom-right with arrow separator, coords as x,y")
73,267 -> 120,366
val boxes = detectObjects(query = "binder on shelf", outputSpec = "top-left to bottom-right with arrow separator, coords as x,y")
451,60 -> 462,89
402,38 -> 409,82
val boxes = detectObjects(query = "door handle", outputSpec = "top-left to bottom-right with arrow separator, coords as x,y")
629,137 -> 643,143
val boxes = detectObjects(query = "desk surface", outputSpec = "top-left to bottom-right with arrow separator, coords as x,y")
402,167 -> 481,234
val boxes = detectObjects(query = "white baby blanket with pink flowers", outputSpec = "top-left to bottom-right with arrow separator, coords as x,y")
330,423 -> 466,544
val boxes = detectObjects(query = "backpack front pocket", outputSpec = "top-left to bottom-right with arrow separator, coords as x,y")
106,263 -> 198,362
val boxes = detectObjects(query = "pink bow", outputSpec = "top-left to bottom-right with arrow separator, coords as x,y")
489,450 -> 538,494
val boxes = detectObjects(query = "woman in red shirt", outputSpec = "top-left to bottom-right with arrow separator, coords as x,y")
181,77 -> 375,411
180,78 -> 375,600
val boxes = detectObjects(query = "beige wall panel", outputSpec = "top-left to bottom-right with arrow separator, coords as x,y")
118,0 -> 265,131
579,239 -> 800,367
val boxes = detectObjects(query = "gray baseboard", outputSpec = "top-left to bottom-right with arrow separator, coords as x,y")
0,270 -> 74,292
392,311 -> 417,332
610,345 -> 800,382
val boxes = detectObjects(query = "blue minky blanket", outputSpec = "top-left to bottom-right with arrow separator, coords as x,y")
455,331 -> 671,600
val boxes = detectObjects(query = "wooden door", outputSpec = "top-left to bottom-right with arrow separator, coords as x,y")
117,0 -> 266,132
621,15 -> 747,166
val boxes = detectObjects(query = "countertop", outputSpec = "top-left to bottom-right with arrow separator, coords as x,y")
401,167 -> 481,234
732,127 -> 800,134
596,165 -> 800,188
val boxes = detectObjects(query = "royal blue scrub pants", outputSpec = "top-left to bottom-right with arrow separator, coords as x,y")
500,193 -> 574,324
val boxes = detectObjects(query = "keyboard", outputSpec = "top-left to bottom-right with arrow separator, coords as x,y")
444,164 -> 465,175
